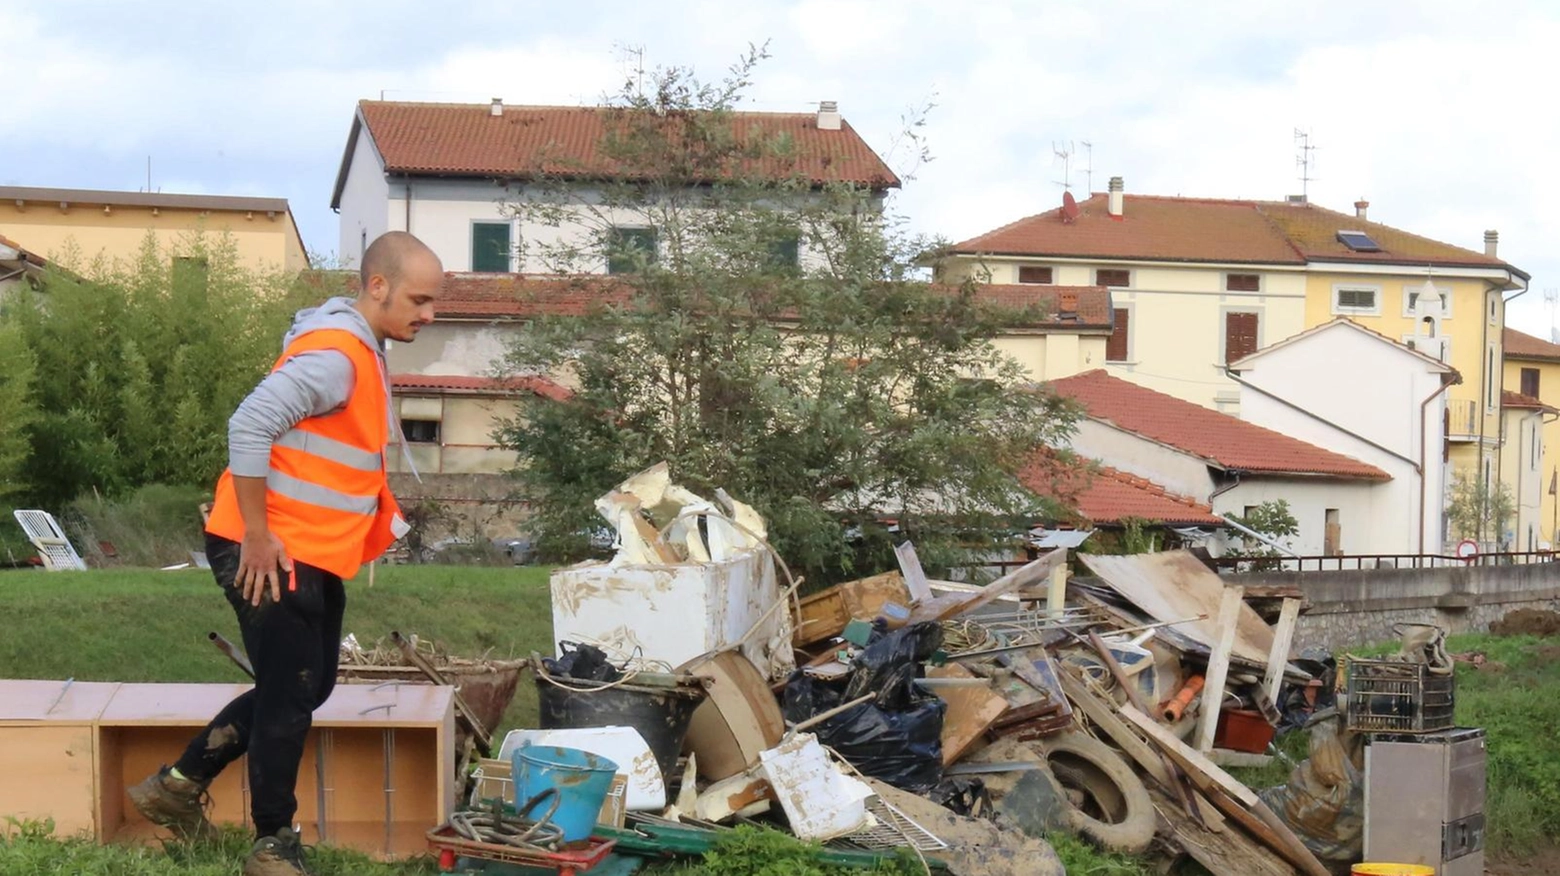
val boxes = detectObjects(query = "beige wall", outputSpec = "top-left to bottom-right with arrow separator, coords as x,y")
1504,357 -> 1560,547
1499,406 -> 1547,550
389,394 -> 518,475
992,333 -> 1108,381
0,203 -> 308,274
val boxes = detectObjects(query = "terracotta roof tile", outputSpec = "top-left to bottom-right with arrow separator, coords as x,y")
1501,389 -> 1556,412
1504,327 -> 1560,362
952,193 -> 1521,275
967,284 -> 1113,330
1020,452 -> 1224,526
391,372 -> 571,401
1048,369 -> 1391,481
351,100 -> 899,190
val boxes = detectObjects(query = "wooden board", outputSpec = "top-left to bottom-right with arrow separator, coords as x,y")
1152,787 -> 1296,876
894,541 -> 935,604
1263,598 -> 1302,704
0,725 -> 99,838
927,664 -> 1009,765
794,572 -> 912,646
910,551 -> 1063,625
680,650 -> 786,781
1196,584 -> 1245,753
0,679 -> 120,722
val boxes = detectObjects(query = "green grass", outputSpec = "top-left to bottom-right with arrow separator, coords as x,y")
0,564 -> 557,738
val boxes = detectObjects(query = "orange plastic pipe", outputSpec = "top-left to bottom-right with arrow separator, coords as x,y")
1161,675 -> 1206,723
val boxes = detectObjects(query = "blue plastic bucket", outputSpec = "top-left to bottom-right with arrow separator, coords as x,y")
512,744 -> 619,842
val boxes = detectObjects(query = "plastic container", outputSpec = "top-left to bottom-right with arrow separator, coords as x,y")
1213,708 -> 1276,754
1351,865 -> 1435,876
511,745 -> 620,843
535,674 -> 706,781
1345,657 -> 1455,734
499,726 -> 666,810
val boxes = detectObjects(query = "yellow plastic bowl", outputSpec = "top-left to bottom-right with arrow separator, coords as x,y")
1352,865 -> 1435,876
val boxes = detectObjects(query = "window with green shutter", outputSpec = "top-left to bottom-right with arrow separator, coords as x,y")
607,227 -> 658,274
471,222 -> 511,272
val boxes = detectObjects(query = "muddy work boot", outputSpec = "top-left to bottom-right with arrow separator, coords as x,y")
244,826 -> 313,875
126,766 -> 212,840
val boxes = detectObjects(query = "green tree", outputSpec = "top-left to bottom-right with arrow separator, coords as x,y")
1223,499 -> 1299,569
0,319 -> 39,502
2,231 -> 325,507
1447,470 -> 1515,545
495,47 -> 1078,584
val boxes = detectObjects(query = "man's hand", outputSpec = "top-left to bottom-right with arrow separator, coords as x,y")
238,530 -> 293,606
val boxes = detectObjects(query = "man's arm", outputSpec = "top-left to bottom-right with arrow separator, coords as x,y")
229,350 -> 355,605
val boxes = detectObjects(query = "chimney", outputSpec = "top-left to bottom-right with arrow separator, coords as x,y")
1108,176 -> 1124,219
817,100 -> 841,131
1286,194 -> 1307,205
1485,229 -> 1499,257
1354,199 -> 1369,220
489,97 -> 503,117
1058,290 -> 1079,317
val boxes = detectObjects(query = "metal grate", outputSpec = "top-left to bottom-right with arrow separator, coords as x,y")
832,796 -> 948,853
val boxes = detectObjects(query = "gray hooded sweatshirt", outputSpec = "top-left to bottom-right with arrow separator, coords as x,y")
228,297 -> 402,478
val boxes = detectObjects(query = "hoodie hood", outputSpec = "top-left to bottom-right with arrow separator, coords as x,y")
285,296 -> 382,358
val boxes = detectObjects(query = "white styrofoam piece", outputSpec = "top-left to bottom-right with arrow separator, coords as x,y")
499,726 -> 666,811
758,733 -> 873,842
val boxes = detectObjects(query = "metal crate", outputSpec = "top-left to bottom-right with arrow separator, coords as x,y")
1345,658 -> 1455,734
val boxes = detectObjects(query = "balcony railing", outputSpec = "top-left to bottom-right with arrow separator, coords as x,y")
1446,398 -> 1481,441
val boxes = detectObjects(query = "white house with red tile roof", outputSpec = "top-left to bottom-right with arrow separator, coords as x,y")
330,99 -> 898,274
1227,318 -> 1460,554
1047,369 -> 1403,557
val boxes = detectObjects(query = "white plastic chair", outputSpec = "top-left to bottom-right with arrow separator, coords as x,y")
13,510 -> 88,571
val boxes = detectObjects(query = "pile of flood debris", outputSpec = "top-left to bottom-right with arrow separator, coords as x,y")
462,464 -> 1363,875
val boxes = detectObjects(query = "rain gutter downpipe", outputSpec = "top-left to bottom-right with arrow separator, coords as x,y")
1419,376 -> 1457,555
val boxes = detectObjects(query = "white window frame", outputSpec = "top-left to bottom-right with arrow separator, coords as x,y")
1332,283 -> 1382,316
1402,283 -> 1452,319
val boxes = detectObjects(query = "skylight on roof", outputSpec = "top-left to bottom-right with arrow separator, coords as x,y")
1336,230 -> 1381,252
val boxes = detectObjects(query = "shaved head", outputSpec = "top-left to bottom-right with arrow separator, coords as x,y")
355,231 -> 443,343
360,231 -> 439,293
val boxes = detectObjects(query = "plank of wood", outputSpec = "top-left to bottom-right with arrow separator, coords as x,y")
1121,705 -> 1329,876
894,541 -> 934,605
909,551 -> 1064,625
927,664 -> 1010,765
1046,560 -> 1068,619
1151,787 -> 1296,876
1263,598 -> 1302,706
1055,670 -> 1225,833
1195,584 -> 1245,753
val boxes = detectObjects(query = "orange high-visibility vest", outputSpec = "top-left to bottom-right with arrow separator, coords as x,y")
206,328 -> 408,580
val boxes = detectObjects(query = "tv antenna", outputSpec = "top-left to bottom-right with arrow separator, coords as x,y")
1080,140 -> 1095,192
1053,141 -> 1075,192
1545,287 -> 1558,335
1294,128 -> 1318,200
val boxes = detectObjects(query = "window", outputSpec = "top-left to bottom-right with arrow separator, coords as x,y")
1225,273 -> 1261,292
1488,346 -> 1498,410
1402,334 -> 1450,363
1489,295 -> 1499,325
1404,284 -> 1452,318
1332,284 -> 1380,315
1106,308 -> 1130,362
471,221 -> 511,272
767,234 -> 800,271
1018,265 -> 1054,284
1224,311 -> 1260,364
401,419 -> 440,444
1324,509 -> 1341,556
1095,268 -> 1130,287
607,226 -> 658,274
1522,367 -> 1541,399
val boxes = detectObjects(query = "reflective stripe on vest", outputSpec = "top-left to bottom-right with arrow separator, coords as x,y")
266,469 -> 378,515
273,427 -> 383,472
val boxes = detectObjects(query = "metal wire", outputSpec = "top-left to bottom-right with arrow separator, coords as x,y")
449,794 -> 566,852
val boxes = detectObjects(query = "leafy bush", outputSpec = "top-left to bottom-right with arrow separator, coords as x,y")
63,483 -> 211,568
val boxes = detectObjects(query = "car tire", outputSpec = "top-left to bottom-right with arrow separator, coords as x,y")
1037,730 -> 1157,855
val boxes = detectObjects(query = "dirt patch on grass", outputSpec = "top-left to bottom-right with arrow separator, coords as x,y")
1488,848 -> 1560,875
1490,608 -> 1560,637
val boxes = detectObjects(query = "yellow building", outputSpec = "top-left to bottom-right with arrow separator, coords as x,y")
939,181 -> 1529,522
0,185 -> 309,275
1504,328 -> 1560,547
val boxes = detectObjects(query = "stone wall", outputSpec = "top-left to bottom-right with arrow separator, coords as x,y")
388,473 -> 531,540
1237,562 -> 1560,651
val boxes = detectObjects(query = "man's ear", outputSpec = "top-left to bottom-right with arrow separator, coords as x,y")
366,274 -> 390,302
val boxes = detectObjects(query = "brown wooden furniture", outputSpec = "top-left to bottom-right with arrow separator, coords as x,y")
0,680 -> 122,839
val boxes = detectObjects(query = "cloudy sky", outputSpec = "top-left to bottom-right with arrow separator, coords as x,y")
6,0 -> 1558,335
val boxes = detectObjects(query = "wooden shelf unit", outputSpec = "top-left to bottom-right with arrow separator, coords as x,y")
0,679 -> 454,860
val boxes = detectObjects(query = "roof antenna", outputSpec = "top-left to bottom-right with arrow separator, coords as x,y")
1080,140 -> 1094,192
1294,128 -> 1318,202
1544,287 -> 1558,341
1052,141 -> 1074,192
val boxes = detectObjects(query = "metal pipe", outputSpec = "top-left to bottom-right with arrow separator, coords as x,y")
209,631 -> 255,679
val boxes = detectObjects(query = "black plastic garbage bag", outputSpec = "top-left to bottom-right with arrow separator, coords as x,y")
543,641 -> 623,683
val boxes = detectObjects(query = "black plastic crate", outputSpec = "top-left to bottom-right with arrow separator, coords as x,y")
1344,657 -> 1455,734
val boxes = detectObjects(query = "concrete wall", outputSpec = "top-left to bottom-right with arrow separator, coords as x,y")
1500,406 -> 1546,550
992,333 -> 1109,381
1067,419 -> 1216,500
1220,478 -> 1387,557
1504,356 -> 1560,547
1239,562 -> 1560,651
385,321 -> 522,377
336,130 -> 391,268
389,394 -> 518,475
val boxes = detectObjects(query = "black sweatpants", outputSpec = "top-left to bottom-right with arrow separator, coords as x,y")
173,532 -> 346,838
